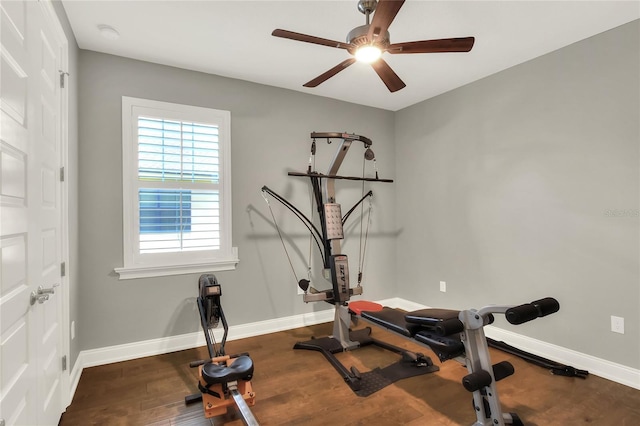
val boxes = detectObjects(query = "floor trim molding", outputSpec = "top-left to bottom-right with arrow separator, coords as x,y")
69,297 -> 639,403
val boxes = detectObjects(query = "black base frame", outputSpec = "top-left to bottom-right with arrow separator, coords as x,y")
294,325 -> 439,393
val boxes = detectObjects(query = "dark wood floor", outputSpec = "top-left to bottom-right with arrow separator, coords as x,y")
60,322 -> 640,425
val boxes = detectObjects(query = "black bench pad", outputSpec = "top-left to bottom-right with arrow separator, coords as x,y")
360,307 -> 423,337
414,330 -> 465,362
404,308 -> 461,327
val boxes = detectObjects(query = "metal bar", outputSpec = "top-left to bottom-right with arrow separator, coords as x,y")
218,304 -> 229,356
261,186 -> 325,263
198,298 -> 215,359
342,190 -> 373,225
460,310 -> 506,426
230,389 -> 260,426
310,132 -> 373,146
288,171 -> 393,183
261,186 -> 323,243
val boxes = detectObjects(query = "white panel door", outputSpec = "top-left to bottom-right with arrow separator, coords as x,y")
1,1 -> 66,425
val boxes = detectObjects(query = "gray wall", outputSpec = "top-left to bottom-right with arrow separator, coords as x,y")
73,14 -> 638,371
51,0 -> 81,370
77,51 -> 397,351
395,21 -> 639,368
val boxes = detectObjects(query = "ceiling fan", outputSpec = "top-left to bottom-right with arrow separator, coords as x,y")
272,0 -> 475,92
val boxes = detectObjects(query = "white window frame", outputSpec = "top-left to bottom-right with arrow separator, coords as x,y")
115,97 -> 238,280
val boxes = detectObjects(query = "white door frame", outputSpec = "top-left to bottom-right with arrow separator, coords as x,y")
40,0 -> 71,409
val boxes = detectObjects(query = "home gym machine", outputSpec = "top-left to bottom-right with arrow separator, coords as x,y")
357,297 -> 561,426
185,274 -> 258,426
262,132 -> 438,396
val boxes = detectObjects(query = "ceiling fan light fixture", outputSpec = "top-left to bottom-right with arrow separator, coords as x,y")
355,45 -> 382,63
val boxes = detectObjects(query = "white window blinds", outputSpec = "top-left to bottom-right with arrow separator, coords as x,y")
137,117 -> 219,183
137,117 -> 220,254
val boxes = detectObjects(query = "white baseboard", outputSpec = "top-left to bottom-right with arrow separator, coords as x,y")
78,307 -> 335,369
69,297 -> 639,404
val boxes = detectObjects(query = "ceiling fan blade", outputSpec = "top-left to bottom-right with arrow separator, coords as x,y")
272,29 -> 351,50
387,37 -> 475,54
370,58 -> 406,92
367,0 -> 405,42
303,58 -> 357,88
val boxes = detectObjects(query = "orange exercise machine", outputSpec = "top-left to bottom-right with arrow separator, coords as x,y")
185,274 -> 258,425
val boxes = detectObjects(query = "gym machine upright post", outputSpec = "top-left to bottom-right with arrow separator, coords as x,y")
185,274 -> 259,426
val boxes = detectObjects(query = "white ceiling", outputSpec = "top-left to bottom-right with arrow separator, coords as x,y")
61,0 -> 639,111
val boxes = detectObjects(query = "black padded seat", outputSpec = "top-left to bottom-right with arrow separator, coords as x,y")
414,330 -> 466,362
202,355 -> 254,385
360,307 -> 423,337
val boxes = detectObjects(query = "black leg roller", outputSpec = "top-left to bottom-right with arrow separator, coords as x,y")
505,297 -> 560,325
358,297 -> 560,426
462,361 -> 514,392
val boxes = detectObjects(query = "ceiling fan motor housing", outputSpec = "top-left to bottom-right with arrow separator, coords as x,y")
347,25 -> 390,53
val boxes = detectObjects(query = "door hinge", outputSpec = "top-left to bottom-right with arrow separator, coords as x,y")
59,70 -> 69,88
62,355 -> 67,371
60,166 -> 65,182
61,261 -> 66,277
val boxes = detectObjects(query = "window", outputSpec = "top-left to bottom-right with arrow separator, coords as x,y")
116,97 -> 237,279
139,189 -> 191,236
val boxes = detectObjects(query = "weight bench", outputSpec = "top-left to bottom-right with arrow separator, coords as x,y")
351,297 -> 560,426
349,304 -> 467,363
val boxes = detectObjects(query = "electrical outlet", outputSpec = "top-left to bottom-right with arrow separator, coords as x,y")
611,316 -> 624,334
439,281 -> 446,292
71,321 -> 76,340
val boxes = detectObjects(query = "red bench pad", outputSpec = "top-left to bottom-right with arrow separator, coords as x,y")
348,300 -> 383,316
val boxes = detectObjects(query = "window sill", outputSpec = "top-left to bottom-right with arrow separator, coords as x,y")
115,248 -> 239,280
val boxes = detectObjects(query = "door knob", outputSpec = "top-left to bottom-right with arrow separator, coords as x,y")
30,291 -> 49,305
37,283 -> 60,295
30,284 -> 59,305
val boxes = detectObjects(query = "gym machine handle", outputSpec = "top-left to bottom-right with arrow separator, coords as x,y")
189,360 -> 207,369
506,297 -> 560,325
189,352 -> 252,369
